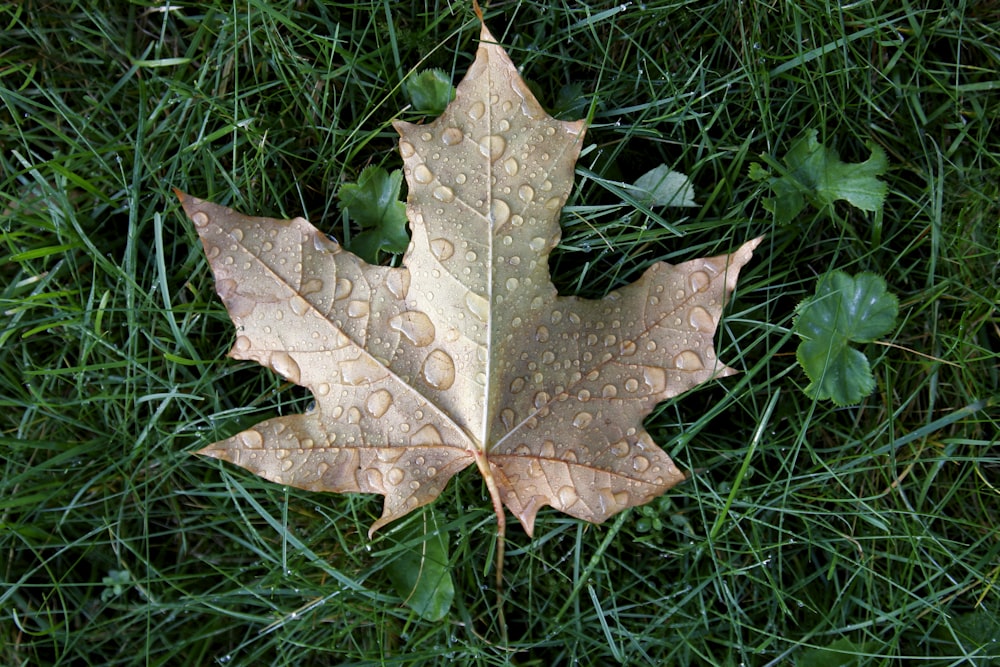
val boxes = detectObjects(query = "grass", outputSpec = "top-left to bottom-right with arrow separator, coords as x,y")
2,0 -> 998,664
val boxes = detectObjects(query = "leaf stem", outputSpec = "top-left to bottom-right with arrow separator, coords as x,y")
472,446 -> 508,643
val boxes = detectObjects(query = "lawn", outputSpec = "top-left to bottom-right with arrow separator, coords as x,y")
2,1 -> 998,665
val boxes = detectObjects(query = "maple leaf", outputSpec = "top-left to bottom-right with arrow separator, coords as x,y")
177,19 -> 761,539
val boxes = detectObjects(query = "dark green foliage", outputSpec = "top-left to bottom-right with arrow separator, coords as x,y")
383,508 -> 454,621
403,68 -> 456,115
336,165 -> 410,262
794,271 -> 899,405
750,129 -> 888,225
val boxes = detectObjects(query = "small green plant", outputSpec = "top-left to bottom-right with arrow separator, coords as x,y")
629,164 -> 697,207
403,68 -> 456,115
793,271 -> 898,405
939,609 -> 1000,664
100,569 -> 132,602
796,637 -> 878,667
383,508 -> 454,621
336,165 -> 410,263
749,129 -> 888,225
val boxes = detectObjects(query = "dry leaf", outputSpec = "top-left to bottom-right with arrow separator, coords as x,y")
178,19 -> 761,538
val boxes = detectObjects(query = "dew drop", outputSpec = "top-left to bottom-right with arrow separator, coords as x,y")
430,238 -> 455,261
643,367 -> 667,393
365,468 -> 383,488
688,306 -> 715,332
410,424 -> 443,446
510,377 -> 525,393
533,391 -> 550,409
610,440 -> 629,458
465,291 -> 489,322
441,127 -> 464,145
469,101 -> 486,120
632,455 -> 651,473
479,135 -> 506,161
484,405 -> 510,430
572,412 -> 593,429
334,278 -> 353,299
455,173 -> 467,185
376,448 -> 405,463
341,356 -> 384,386
503,157 -> 519,175
386,270 -> 410,299
389,310 -> 436,346
386,467 -> 405,485
365,389 -> 393,418
289,295 -> 310,316
234,335 -> 252,352
433,185 -> 455,202
348,300 -> 370,318
688,270 -> 711,292
490,199 -> 511,226
673,350 -> 704,370
301,278 -> 324,295
528,236 -> 546,251
239,430 -> 263,448
558,486 -> 579,507
413,164 -> 434,184
505,277 -> 519,291
534,325 -> 549,342
624,378 -> 639,392
347,407 -> 362,424
192,211 -> 209,227
620,340 -> 637,356
539,441 -> 556,458
577,389 -> 591,401
399,140 -> 415,157
280,459 -> 294,472
518,184 -> 535,202
316,382 -> 330,396
269,351 -> 301,383
421,349 -> 456,390
601,384 -> 618,398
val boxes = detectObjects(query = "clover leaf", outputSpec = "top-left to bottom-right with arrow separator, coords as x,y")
337,165 -> 410,263
750,129 -> 888,225
403,68 -> 456,115
794,271 -> 898,405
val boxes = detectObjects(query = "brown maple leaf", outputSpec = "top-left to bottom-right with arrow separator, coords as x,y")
177,18 -> 761,541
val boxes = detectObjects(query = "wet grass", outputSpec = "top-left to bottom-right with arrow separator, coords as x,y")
2,1 -> 998,665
